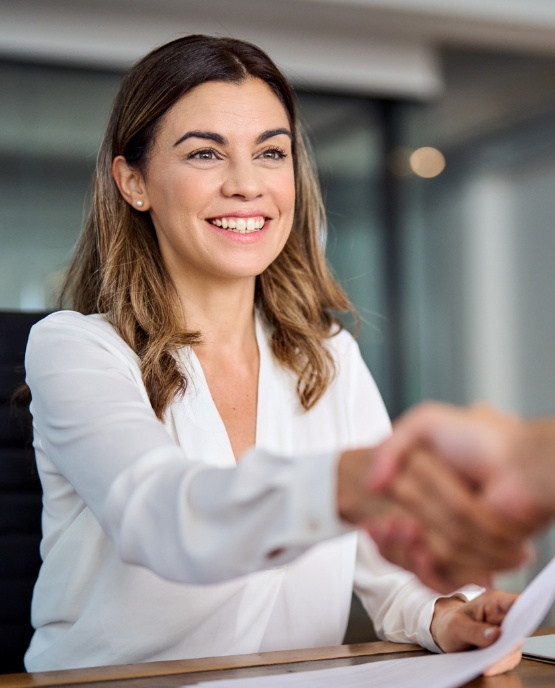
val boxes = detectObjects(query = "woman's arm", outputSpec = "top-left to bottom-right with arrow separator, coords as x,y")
27,312 -> 352,584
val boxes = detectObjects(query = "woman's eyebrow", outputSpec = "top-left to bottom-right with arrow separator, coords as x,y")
173,131 -> 226,147
173,128 -> 292,148
256,128 -> 292,143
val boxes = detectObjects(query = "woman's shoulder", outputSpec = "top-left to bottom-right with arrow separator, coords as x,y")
324,325 -> 372,390
325,325 -> 361,362
30,310 -> 117,341
27,311 -> 137,363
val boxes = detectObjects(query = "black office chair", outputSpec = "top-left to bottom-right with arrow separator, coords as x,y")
0,311 -> 46,674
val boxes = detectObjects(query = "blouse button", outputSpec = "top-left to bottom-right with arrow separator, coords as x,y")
307,519 -> 320,532
267,548 -> 285,559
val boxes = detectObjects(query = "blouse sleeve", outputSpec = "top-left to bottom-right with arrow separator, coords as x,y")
26,312 -> 350,585
343,336 -> 484,652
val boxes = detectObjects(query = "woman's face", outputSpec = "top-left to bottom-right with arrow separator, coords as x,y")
128,78 -> 296,284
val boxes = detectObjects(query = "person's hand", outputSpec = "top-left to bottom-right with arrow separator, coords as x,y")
362,402 -> 553,590
370,402 -> 519,495
371,402 -> 551,530
431,590 -> 522,676
338,439 -> 531,592
337,448 -> 395,526
368,446 -> 532,592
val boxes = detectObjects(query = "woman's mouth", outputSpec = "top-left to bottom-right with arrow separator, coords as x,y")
206,216 -> 266,233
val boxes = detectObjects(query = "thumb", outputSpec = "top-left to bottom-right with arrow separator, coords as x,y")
451,614 -> 502,649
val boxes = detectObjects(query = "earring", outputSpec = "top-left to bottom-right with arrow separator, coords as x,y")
135,200 -> 144,208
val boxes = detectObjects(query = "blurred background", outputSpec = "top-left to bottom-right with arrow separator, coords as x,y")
2,0 -> 555,633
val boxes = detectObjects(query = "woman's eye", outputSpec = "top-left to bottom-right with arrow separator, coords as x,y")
188,149 -> 219,160
259,147 -> 287,160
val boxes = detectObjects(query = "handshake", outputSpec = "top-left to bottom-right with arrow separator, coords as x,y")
338,402 -> 555,593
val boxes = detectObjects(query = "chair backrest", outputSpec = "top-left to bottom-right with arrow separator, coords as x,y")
0,311 -> 47,674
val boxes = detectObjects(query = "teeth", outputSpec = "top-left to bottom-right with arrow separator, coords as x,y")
208,216 -> 266,233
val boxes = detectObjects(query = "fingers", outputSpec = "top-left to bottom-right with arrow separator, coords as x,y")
431,591 -> 519,655
419,557 -> 494,593
368,519 -> 494,593
369,402 -> 459,492
450,612 -> 501,650
374,453 -> 528,587
483,647 -> 523,677
464,590 -> 519,625
391,449 -> 530,572
370,400 -> 522,496
368,514 -> 458,588
431,596 -> 500,652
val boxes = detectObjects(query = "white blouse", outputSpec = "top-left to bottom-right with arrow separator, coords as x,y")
24,311 -> 480,671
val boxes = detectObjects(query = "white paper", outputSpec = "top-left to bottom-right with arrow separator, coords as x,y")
200,555 -> 555,688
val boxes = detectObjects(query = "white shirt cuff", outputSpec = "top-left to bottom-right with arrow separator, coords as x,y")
277,450 -> 354,554
417,597 -> 443,653
418,585 -> 486,654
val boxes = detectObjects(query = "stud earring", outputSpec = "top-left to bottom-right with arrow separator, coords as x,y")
135,200 -> 144,208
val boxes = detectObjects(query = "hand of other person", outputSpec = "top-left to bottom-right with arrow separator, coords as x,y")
362,403 -> 554,590
371,402 -> 553,530
368,446 -> 533,592
338,441 -> 531,592
431,590 -> 522,676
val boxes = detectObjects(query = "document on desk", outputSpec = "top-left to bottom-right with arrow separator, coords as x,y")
201,555 -> 555,688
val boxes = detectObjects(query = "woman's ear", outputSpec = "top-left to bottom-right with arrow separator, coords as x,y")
112,156 -> 150,211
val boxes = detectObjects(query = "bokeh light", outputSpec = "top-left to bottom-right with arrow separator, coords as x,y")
409,146 -> 446,178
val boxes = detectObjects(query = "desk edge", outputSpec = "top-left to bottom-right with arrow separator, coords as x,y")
0,641 -> 421,687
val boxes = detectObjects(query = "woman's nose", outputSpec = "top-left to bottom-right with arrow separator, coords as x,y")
221,159 -> 264,200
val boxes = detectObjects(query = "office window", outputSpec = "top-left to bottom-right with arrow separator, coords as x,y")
0,61 -> 120,311
298,93 -> 389,406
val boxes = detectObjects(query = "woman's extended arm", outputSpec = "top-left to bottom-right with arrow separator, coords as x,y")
27,312 -> 356,584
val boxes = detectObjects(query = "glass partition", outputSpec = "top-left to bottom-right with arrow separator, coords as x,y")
297,93 -> 389,406
0,61 -> 120,311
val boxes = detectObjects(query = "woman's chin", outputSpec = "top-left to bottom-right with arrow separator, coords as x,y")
201,259 -> 276,282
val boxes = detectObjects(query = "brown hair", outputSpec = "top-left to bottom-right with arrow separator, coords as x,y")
61,35 -> 355,418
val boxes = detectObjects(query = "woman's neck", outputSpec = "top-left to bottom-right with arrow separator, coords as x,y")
174,272 -> 258,358
173,272 -> 260,460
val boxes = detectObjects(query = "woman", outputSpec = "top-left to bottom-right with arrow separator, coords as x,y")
24,35 -> 520,672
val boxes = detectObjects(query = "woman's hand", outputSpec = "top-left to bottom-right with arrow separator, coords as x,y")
337,448 -> 394,525
431,590 -> 522,676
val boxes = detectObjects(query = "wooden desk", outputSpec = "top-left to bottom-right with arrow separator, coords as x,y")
3,630 -> 555,688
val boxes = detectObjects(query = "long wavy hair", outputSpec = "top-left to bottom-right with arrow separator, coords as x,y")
59,35 -> 355,419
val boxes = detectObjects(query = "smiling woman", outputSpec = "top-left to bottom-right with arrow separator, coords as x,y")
111,77 -> 298,457
22,35 -> 520,673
